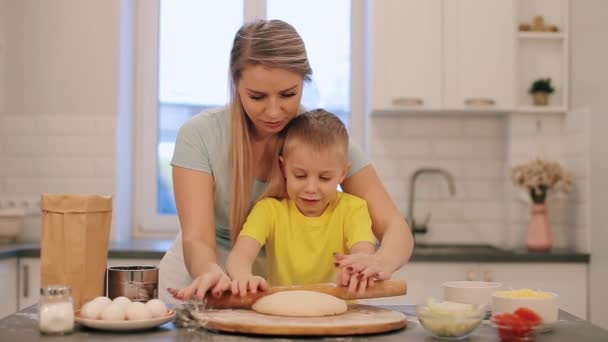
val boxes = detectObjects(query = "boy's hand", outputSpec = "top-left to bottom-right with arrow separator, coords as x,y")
230,275 -> 269,297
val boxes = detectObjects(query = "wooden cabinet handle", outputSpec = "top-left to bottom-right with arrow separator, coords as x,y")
392,97 -> 424,107
23,264 -> 29,299
464,98 -> 495,107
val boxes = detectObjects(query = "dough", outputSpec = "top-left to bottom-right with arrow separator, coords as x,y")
252,290 -> 347,317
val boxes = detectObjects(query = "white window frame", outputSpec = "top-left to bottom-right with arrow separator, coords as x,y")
134,0 -> 368,236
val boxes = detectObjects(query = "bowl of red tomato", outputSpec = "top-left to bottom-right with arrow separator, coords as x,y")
491,307 -> 544,341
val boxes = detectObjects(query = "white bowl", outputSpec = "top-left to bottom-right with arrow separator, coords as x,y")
443,281 -> 503,306
491,292 -> 559,325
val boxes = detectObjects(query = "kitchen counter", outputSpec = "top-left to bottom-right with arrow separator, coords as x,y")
0,240 -> 590,263
1,304 -> 606,341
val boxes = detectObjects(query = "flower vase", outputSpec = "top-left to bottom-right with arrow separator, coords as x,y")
526,203 -> 552,252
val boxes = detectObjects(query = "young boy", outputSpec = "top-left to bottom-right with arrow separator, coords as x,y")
226,109 -> 377,296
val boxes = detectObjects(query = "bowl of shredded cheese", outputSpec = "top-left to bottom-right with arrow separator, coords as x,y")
492,289 -> 558,325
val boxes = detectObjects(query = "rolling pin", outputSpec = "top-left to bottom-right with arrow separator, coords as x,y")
204,279 -> 407,309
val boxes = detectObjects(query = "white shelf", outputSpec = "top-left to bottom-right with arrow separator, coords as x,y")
516,106 -> 567,114
518,32 -> 564,40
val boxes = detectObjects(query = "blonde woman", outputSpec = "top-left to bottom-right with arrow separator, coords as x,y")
159,19 -> 414,303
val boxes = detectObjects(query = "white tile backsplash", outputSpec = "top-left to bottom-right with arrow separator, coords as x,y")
373,113 -> 589,251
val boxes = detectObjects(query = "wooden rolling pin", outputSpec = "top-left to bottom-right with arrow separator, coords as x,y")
204,279 -> 407,309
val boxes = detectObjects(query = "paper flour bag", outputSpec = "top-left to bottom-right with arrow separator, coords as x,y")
40,193 -> 112,309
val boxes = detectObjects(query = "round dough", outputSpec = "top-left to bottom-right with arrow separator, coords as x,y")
252,290 -> 347,317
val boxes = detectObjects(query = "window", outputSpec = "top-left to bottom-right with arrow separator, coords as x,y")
136,0 -> 364,234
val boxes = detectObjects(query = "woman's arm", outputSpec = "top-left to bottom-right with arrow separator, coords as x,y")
171,166 -> 231,299
341,165 -> 414,275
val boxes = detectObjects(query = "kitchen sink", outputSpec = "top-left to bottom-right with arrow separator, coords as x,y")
414,243 -> 505,254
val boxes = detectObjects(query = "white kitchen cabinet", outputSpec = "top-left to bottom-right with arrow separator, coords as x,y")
371,0 -> 515,113
483,263 -> 587,319
371,0 -> 443,111
443,0 -> 516,111
360,262 -> 587,319
18,257 -> 40,310
0,258 -> 18,319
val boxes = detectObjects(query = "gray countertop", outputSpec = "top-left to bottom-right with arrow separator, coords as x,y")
0,240 -> 590,263
1,304 -> 607,341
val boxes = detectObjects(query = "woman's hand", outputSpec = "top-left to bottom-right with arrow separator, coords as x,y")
335,252 -> 392,293
230,275 -> 269,297
167,263 -> 231,301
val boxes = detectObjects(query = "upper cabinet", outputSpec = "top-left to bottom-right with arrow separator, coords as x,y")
371,0 -> 443,111
443,0 -> 516,111
371,0 -> 516,113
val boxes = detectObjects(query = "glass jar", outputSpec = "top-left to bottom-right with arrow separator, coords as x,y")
39,285 -> 74,335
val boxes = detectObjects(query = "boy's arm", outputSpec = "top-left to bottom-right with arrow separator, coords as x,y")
226,236 -> 263,279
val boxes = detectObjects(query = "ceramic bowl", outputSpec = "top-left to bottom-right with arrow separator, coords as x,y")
443,281 -> 503,307
491,291 -> 559,325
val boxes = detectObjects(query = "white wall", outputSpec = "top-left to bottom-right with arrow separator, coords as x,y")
571,0 -> 608,329
370,115 -> 509,247
370,111 -> 588,251
0,0 -> 123,240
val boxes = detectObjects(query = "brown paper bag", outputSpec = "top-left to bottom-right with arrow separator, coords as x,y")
40,193 -> 112,309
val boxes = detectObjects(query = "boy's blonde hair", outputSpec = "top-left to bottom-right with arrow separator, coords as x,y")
229,19 -> 312,242
260,109 -> 349,200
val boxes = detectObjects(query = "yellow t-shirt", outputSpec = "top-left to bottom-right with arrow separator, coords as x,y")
239,192 -> 376,286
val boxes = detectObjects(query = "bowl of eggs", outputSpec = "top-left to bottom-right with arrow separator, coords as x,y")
76,296 -> 174,331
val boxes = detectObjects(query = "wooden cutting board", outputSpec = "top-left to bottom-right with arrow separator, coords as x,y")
191,304 -> 407,336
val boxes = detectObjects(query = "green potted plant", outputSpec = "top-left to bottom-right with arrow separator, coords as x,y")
529,78 -> 555,106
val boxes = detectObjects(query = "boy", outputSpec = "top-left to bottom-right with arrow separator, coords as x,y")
226,109 -> 377,295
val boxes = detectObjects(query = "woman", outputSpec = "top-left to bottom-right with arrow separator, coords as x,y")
159,19 -> 414,303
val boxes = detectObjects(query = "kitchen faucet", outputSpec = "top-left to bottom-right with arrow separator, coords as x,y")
407,168 -> 456,234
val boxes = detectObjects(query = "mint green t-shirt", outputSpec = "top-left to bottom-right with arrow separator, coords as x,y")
170,106 -> 370,249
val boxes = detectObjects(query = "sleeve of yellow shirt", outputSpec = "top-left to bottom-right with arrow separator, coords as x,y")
239,198 -> 275,246
343,198 -> 377,249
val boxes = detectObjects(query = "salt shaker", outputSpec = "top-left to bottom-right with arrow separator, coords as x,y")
39,285 -> 74,335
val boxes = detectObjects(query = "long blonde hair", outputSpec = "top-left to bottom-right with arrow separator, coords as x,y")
260,109 -> 350,201
229,20 -> 312,242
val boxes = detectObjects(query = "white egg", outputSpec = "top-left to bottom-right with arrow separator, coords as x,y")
80,301 -> 103,319
145,299 -> 167,318
92,296 -> 112,308
125,302 -> 152,320
112,296 -> 132,307
100,303 -> 126,321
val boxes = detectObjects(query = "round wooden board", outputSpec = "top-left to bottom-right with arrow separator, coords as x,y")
191,304 -> 407,336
